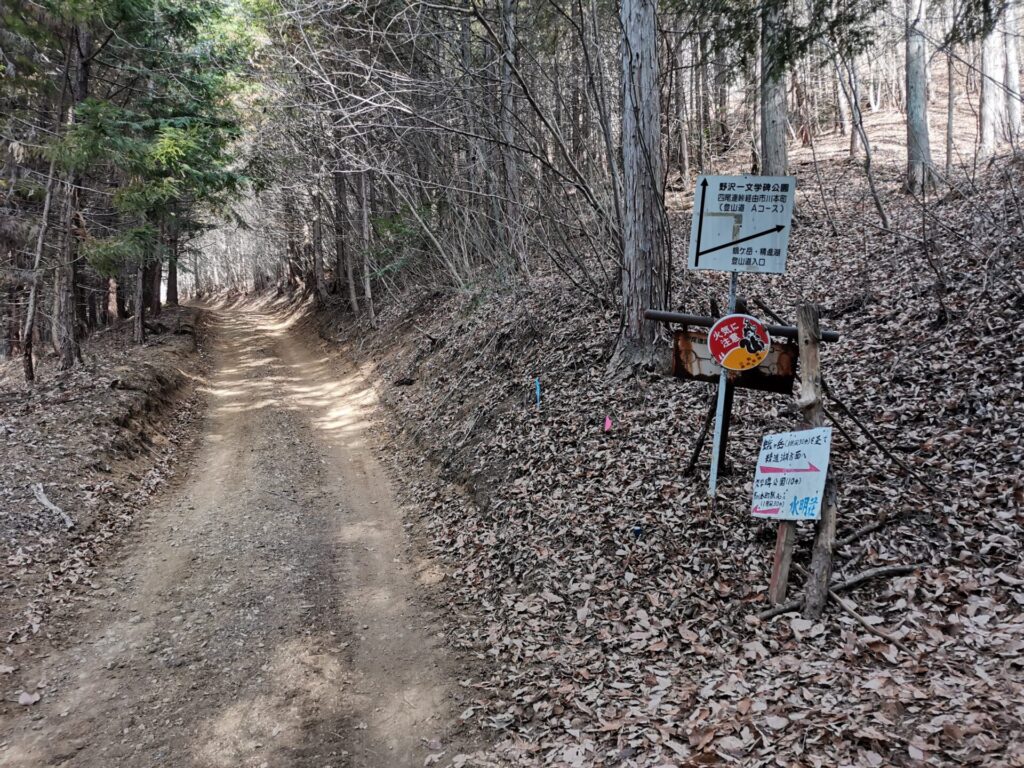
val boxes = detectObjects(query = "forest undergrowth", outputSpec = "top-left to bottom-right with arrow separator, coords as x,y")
324,146 -> 1024,766
0,307 -> 206,649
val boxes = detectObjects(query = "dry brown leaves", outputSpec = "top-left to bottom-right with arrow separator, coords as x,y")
340,149 -> 1024,767
0,307 -> 205,647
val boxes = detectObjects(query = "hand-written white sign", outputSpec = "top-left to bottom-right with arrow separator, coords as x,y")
751,427 -> 832,521
688,174 -> 796,274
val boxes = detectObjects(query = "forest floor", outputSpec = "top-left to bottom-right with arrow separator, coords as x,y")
1,116 -> 1022,768
318,134 -> 1024,765
0,302 -> 475,767
0,306 -> 205,648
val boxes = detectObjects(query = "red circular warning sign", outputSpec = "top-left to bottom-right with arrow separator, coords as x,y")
709,314 -> 771,371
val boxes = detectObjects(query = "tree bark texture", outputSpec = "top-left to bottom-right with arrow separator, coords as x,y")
166,220 -> 179,306
799,304 -> 841,620
618,0 -> 667,364
53,25 -> 92,371
981,19 -> 1005,156
313,183 -> 327,304
500,0 -> 528,275
1004,4 -> 1022,145
905,0 -> 933,193
133,266 -> 146,344
760,0 -> 788,176
359,171 -> 375,322
333,169 -> 359,313
150,257 -> 161,316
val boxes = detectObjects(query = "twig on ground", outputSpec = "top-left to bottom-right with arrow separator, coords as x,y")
792,563 -> 916,659
823,382 -> 922,482
837,520 -> 885,547
829,588 -> 917,659
756,563 -> 923,620
32,483 -> 74,530
824,407 -> 859,448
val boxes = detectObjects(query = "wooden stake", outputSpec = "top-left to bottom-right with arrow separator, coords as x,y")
769,521 -> 797,604
795,303 -> 840,619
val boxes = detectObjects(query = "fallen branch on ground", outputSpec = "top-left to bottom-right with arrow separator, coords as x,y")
837,520 -> 886,548
829,588 -> 917,659
757,563 -> 923,620
32,483 -> 74,530
824,383 -> 922,482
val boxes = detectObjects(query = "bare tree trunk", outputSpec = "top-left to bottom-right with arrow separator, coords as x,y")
312,181 -> 327,304
133,265 -> 146,344
905,0 -> 934,193
192,249 -> 202,299
981,18 -> 1005,156
674,30 -> 690,182
166,212 -> 179,306
53,25 -> 92,371
835,52 -> 889,227
53,182 -> 79,369
697,33 -> 711,171
946,39 -> 956,175
849,61 -> 861,157
101,277 -> 113,324
22,159 -> 58,383
116,273 -> 129,318
333,169 -> 359,313
358,170 -> 375,323
799,304 -> 840,620
166,256 -> 178,307
500,0 -> 529,276
836,69 -> 850,136
760,0 -> 788,175
713,31 -> 730,151
1004,3 -> 1022,146
750,37 -> 761,171
616,0 -> 667,367
150,256 -> 162,316
0,284 -> 10,363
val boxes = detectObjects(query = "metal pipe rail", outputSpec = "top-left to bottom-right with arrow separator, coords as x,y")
644,309 -> 840,343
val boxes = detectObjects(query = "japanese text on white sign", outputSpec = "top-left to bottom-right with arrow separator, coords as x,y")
688,174 -> 796,274
751,427 -> 832,521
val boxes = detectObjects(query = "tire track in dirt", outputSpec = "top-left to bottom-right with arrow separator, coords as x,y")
0,305 -> 458,768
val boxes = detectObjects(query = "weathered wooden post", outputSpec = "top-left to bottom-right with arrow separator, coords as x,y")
769,303 -> 838,606
769,522 -> 797,605
797,303 -> 840,618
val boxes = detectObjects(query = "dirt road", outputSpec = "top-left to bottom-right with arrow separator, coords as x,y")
1,305 -> 459,767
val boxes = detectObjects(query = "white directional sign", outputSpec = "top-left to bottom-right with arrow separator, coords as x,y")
688,174 -> 796,274
751,427 -> 832,521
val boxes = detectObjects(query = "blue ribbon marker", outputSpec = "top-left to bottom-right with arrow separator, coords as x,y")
535,378 -> 541,410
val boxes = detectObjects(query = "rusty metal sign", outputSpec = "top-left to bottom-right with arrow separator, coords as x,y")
673,330 -> 797,394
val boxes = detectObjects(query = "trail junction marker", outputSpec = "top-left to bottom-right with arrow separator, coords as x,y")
687,174 -> 796,498
688,175 -> 795,273
751,427 -> 833,520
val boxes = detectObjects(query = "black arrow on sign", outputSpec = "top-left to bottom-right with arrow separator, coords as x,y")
694,178 -> 709,267
697,224 -> 785,258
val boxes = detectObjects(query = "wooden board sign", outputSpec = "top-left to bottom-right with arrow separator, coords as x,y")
751,427 -> 833,520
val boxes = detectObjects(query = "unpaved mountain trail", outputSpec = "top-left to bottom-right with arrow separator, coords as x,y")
1,304 -> 460,768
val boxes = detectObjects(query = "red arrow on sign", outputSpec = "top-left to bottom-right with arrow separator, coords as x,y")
751,505 -> 781,515
759,462 -> 820,474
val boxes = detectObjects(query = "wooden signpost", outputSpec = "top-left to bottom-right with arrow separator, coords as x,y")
795,304 -> 840,617
646,174 -> 842,612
